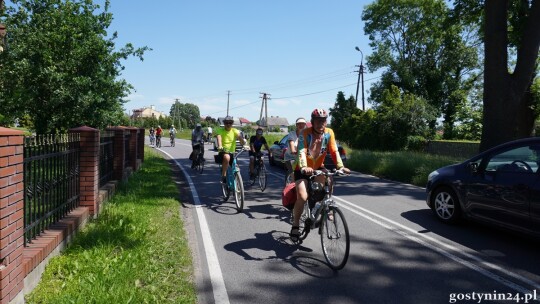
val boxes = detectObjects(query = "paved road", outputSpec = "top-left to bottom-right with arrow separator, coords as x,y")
152,138 -> 540,304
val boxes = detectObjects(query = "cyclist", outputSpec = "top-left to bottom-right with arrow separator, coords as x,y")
155,125 -> 163,147
216,116 -> 247,184
285,117 -> 307,181
289,108 -> 350,242
248,128 -> 272,180
191,123 -> 205,168
149,127 -> 155,146
169,125 -> 177,145
207,126 -> 213,143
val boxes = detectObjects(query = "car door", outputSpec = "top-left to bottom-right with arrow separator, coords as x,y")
465,145 -> 538,232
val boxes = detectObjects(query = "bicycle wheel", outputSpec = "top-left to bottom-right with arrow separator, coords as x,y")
233,172 -> 244,212
320,205 -> 350,270
250,164 -> 257,186
197,155 -> 204,174
298,203 -> 311,241
221,174 -> 230,202
170,138 -> 175,147
258,161 -> 267,192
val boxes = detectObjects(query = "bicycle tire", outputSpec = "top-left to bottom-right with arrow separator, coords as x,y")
197,155 -> 204,174
320,205 -> 350,270
233,172 -> 244,212
221,176 -> 230,202
170,138 -> 175,147
250,164 -> 257,186
285,171 -> 294,186
258,161 -> 267,192
298,204 -> 311,241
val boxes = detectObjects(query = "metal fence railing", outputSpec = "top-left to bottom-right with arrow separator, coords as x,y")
23,134 -> 80,245
99,131 -> 114,187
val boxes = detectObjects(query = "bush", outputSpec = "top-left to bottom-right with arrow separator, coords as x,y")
406,136 -> 427,152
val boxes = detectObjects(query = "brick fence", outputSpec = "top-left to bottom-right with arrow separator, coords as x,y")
0,126 -> 144,304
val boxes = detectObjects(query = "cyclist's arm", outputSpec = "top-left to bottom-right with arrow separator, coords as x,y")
327,129 -> 344,169
216,134 -> 223,150
238,132 -> 247,146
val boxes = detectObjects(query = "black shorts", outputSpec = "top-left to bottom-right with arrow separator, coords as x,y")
249,151 -> 262,157
216,151 -> 234,166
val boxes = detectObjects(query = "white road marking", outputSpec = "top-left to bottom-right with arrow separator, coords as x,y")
334,196 -> 540,294
160,149 -> 230,304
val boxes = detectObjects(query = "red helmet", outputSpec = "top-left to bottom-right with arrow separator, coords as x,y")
311,108 -> 328,119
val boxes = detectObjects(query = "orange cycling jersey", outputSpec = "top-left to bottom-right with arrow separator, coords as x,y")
296,127 -> 344,170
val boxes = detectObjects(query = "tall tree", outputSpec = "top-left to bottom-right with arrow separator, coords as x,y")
329,91 -> 356,138
480,0 -> 540,150
170,101 -> 200,129
0,0 -> 149,133
363,0 -> 479,138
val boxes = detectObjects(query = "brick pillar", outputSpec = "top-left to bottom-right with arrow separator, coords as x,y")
106,127 -> 126,181
0,128 -> 25,303
138,128 -> 145,165
127,128 -> 138,170
69,126 -> 99,216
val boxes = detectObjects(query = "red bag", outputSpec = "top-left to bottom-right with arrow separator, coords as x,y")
282,182 -> 296,210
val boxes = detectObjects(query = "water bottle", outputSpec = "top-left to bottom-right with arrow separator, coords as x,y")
311,202 -> 321,218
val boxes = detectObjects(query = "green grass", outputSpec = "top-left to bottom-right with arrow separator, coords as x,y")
25,147 -> 196,304
346,149 -> 463,186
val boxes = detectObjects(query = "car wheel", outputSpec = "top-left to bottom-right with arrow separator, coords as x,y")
430,186 -> 461,223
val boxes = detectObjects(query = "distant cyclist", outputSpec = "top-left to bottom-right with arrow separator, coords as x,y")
149,127 -> 155,146
289,108 -> 350,242
285,117 -> 307,181
191,124 -> 205,168
155,125 -> 163,147
169,125 -> 177,138
249,128 -> 272,180
216,116 -> 247,184
207,126 -> 213,143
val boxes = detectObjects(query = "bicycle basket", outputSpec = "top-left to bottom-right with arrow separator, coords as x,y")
309,181 -> 325,202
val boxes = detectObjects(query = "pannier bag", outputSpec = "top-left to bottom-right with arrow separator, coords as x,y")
282,182 -> 296,210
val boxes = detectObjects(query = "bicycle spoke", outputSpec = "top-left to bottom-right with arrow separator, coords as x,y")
258,162 -> 267,191
320,206 -> 350,270
234,172 -> 244,212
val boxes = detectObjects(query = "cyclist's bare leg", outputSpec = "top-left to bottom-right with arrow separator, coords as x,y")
249,156 -> 255,175
221,153 -> 231,178
292,179 -> 309,227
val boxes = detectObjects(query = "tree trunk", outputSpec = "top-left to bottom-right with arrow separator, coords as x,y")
480,0 -> 540,151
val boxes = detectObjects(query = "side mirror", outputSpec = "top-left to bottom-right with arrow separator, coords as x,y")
274,141 -> 279,145
469,162 -> 479,173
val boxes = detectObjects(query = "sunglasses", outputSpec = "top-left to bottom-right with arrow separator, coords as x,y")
224,122 -> 233,125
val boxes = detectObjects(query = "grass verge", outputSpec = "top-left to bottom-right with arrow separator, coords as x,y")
26,147 -> 196,304
346,149 -> 462,187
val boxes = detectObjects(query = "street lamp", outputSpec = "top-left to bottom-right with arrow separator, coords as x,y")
355,46 -> 365,111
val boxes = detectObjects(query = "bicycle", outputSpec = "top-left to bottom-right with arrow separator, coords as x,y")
219,147 -> 247,212
250,152 -> 267,191
284,159 -> 295,186
170,133 -> 175,147
155,135 -> 161,148
149,134 -> 155,146
293,169 -> 350,270
192,140 -> 205,174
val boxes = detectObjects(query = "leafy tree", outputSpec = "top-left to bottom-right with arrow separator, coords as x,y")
170,101 -> 200,129
329,91 -> 356,139
374,85 -> 437,150
0,0 -> 149,133
363,0 -> 479,138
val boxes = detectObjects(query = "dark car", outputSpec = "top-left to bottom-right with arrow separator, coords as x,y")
268,134 -> 347,169
426,137 -> 540,238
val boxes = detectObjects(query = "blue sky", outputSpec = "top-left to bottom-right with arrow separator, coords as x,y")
104,0 -> 379,124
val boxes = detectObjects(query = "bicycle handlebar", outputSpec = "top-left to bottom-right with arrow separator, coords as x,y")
306,168 -> 349,178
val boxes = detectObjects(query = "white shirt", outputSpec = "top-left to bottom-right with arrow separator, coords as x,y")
285,130 -> 299,161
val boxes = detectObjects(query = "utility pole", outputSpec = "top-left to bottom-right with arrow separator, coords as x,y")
259,93 -> 270,133
355,46 -> 365,110
174,98 -> 180,129
226,90 -> 230,116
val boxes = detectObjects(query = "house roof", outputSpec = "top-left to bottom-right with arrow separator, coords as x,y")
239,117 -> 250,124
261,116 -> 289,126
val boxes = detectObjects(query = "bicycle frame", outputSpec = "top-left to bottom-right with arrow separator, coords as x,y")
226,148 -> 246,189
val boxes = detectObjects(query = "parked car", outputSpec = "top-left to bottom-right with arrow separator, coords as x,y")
426,137 -> 540,238
268,134 -> 347,169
